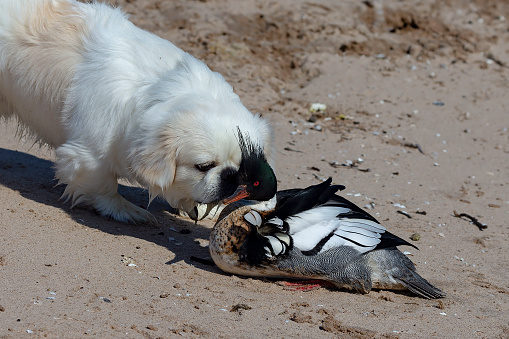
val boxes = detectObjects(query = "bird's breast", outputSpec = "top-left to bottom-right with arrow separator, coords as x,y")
210,207 -> 254,256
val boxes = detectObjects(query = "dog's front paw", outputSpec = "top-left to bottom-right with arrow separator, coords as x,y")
92,194 -> 156,224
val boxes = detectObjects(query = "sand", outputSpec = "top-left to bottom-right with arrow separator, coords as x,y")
1,0 -> 508,337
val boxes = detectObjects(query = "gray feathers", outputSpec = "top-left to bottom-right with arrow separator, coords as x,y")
364,248 -> 445,299
276,246 -> 445,299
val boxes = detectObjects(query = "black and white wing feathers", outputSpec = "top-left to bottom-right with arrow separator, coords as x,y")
241,178 -> 416,263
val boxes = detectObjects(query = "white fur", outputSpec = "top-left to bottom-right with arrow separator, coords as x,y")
0,0 -> 274,223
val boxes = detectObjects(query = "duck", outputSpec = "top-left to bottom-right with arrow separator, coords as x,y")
210,178 -> 445,299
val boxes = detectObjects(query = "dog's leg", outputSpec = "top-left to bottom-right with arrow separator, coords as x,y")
55,143 -> 155,224
87,190 -> 156,224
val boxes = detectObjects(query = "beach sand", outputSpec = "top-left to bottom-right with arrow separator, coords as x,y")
1,0 -> 508,337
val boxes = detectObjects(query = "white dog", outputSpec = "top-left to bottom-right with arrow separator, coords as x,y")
0,0 -> 275,223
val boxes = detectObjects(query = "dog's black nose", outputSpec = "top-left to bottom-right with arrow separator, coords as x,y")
220,167 -> 237,182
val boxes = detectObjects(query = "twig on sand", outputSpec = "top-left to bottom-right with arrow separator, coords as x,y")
397,210 -> 412,218
453,211 -> 487,230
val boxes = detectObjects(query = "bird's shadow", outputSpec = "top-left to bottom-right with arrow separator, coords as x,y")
0,148 -> 222,273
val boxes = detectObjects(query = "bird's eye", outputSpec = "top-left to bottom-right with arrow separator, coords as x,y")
195,162 -> 216,172
253,181 -> 259,187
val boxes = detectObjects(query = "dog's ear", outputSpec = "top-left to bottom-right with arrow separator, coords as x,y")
130,136 -> 177,194
140,154 -> 176,189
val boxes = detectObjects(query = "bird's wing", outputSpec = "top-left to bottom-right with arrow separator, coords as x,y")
274,178 -> 343,219
285,205 -> 352,233
290,217 -> 386,255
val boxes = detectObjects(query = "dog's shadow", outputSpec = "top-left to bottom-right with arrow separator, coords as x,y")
0,148 -> 221,273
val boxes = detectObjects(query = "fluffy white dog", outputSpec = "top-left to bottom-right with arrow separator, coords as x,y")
0,0 -> 275,223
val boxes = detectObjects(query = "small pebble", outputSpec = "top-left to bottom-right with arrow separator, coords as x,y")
309,103 -> 326,113
230,304 -> 252,312
410,233 -> 421,241
146,325 -> 158,331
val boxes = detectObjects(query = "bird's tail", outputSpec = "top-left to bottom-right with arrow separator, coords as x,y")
366,248 -> 445,299
399,273 -> 446,299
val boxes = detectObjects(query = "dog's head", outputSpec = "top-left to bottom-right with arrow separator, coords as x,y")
129,83 -> 275,214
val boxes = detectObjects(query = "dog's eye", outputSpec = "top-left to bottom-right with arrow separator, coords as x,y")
195,162 -> 217,172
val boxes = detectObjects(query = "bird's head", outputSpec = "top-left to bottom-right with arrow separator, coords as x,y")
223,128 -> 277,204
